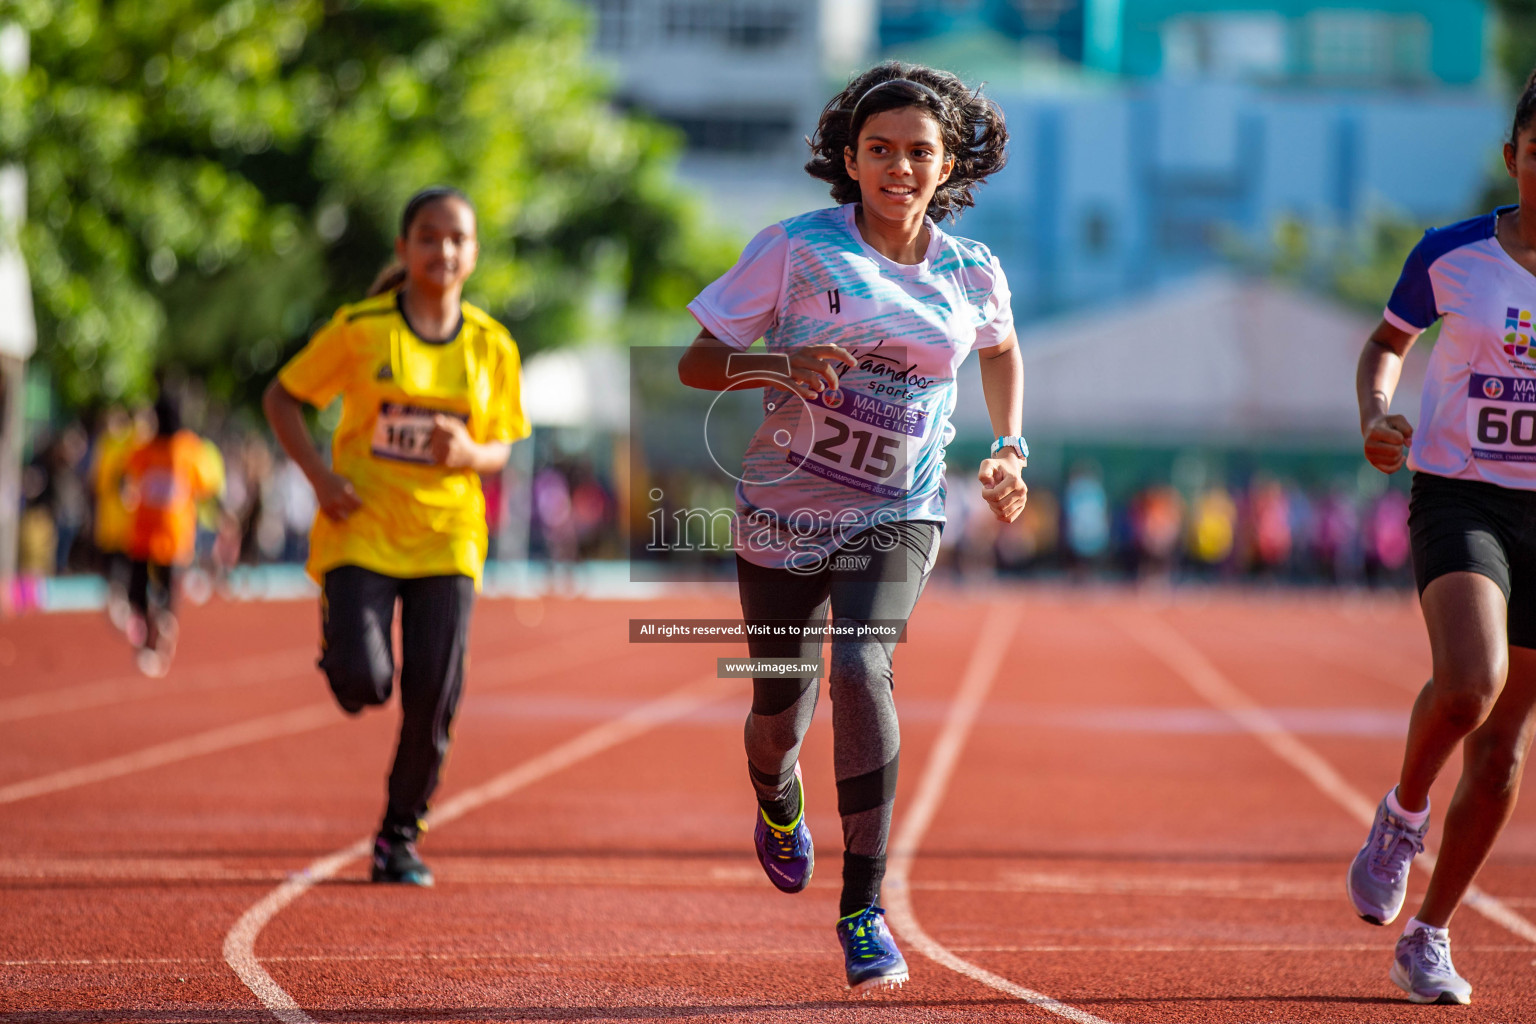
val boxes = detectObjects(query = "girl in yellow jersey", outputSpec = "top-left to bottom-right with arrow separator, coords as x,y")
263,187 -> 529,885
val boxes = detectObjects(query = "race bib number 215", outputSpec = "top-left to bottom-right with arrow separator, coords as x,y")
785,389 -> 928,498
1469,373 -> 1536,462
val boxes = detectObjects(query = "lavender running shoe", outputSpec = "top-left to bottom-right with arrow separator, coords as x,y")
753,763 -> 813,893
1347,791 -> 1427,925
1392,927 -> 1472,1004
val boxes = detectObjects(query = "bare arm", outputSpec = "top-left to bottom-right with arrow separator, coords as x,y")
1356,319 -> 1418,474
427,416 -> 511,475
678,329 -> 855,400
262,380 -> 362,520
978,331 -> 1023,440
975,331 -> 1027,523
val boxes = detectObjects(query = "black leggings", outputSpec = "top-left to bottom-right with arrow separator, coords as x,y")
128,560 -> 176,620
320,566 -> 475,842
736,520 -> 941,914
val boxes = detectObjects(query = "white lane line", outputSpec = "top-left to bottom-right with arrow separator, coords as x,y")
0,635 -> 631,806
20,943 -> 1536,969
0,648 -> 315,723
1118,612 -> 1536,947
222,675 -> 729,1024
0,858 -> 1352,901
0,630 -> 602,725
0,704 -> 338,806
885,604 -> 1116,1024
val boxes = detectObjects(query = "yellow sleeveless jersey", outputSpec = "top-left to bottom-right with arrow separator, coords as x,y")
277,291 -> 530,587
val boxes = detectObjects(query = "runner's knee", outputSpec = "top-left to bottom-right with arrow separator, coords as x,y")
827,631 -> 892,696
1465,729 -> 1529,798
323,649 -> 393,708
1429,671 -> 1503,732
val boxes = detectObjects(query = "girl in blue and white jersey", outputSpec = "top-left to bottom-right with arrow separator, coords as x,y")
678,62 -> 1026,993
1347,70 -> 1536,1005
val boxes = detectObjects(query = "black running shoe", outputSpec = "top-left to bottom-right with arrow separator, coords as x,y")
370,835 -> 434,886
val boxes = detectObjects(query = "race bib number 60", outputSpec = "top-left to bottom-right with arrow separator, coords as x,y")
1468,373 -> 1536,463
371,402 -> 465,464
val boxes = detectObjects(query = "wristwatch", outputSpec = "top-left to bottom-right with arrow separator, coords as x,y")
990,435 -> 1029,460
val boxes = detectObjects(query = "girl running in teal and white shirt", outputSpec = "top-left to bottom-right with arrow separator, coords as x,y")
679,62 -> 1026,994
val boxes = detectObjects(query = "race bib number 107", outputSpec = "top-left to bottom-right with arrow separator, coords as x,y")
1468,373 -> 1536,462
371,402 -> 465,464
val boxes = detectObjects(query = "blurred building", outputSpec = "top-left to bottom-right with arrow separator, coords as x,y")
583,1 -> 1505,323
875,3 -> 1502,318
880,0 -> 1485,86
880,0 -> 1087,62
582,0 -> 880,227
1086,0 -> 1485,85
962,78 -> 1503,319
952,270 -> 1428,447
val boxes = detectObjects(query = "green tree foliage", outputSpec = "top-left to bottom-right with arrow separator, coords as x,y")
1492,0 -> 1536,97
0,0 -> 733,412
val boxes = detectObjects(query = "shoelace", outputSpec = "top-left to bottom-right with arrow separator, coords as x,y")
1370,816 -> 1424,881
843,909 -> 889,961
1411,931 -> 1454,973
765,821 -> 804,860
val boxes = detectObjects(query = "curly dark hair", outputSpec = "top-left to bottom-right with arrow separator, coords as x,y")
804,61 -> 1008,222
1514,66 -> 1536,147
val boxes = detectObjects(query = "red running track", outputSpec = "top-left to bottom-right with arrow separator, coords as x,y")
2,585 -> 1534,1023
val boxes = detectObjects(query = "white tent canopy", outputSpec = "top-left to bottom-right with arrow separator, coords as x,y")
953,272 -> 1428,445
519,345 -> 630,430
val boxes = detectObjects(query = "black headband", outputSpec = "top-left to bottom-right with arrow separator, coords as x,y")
400,186 -> 471,238
848,78 -> 945,129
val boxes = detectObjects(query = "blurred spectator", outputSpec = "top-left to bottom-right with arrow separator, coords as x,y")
233,435 -> 285,564
46,424 -> 90,574
1187,484 -> 1237,575
1062,465 -> 1110,568
1312,483 -> 1363,584
997,486 -> 1059,573
483,467 -> 505,559
938,475 -> 995,578
1364,489 -> 1412,587
533,465 -> 577,563
194,437 -> 227,557
1130,483 -> 1185,578
569,459 -> 617,559
1287,487 -> 1317,583
274,457 -> 317,563
1246,477 -> 1294,576
91,406 -> 146,621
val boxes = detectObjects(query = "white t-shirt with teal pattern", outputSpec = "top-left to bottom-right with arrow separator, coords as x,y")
688,203 -> 1014,570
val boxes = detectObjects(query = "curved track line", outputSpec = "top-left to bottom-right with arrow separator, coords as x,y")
223,675 -> 729,1024
1118,611 -> 1536,946
885,603 -> 1116,1024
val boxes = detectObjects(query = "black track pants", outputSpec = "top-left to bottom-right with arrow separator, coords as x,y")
319,566 -> 475,841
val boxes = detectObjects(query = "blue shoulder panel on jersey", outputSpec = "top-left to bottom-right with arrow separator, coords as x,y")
1418,208 -> 1501,267
1386,207 -> 1505,331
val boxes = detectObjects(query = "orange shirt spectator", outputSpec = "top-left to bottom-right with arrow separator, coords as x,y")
124,430 -> 217,567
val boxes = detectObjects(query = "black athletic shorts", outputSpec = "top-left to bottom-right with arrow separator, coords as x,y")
1409,471 -> 1536,649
